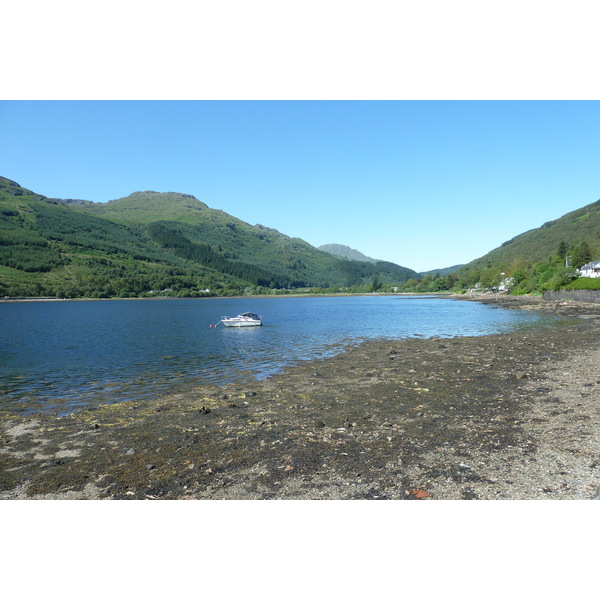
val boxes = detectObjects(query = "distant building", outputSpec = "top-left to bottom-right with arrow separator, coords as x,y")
498,276 -> 515,291
579,260 -> 600,278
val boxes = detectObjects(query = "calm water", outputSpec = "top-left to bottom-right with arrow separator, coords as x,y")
0,295 -> 556,415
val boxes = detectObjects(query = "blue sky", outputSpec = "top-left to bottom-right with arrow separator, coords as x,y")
1,100 -> 598,272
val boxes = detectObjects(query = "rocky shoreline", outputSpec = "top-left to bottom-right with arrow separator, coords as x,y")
1,294 -> 599,500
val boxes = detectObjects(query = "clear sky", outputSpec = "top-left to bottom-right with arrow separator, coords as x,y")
1,100 -> 599,272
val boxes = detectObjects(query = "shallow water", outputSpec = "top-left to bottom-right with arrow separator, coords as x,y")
0,295 -> 557,414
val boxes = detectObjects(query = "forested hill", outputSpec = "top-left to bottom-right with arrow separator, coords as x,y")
467,199 -> 600,268
0,177 -> 416,298
448,197 -> 600,293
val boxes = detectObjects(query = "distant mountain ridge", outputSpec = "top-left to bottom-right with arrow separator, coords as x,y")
319,243 -> 462,278
318,244 -> 378,263
418,265 -> 464,277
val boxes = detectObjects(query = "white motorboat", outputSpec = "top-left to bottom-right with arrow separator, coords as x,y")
219,312 -> 262,327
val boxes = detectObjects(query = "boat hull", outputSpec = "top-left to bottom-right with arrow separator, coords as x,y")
222,319 -> 262,327
220,312 -> 262,327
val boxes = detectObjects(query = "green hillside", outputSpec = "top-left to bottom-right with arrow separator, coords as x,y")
453,199 -> 600,293
79,192 -> 417,285
0,177 -> 416,298
399,197 -> 600,295
466,200 -> 600,269
396,197 -> 600,295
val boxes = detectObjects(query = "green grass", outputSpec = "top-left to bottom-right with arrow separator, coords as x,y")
565,277 -> 600,290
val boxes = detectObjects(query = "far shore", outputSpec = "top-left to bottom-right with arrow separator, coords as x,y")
0,290 -> 469,303
1,293 -> 599,500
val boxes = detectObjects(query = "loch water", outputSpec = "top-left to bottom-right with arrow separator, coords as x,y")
0,295 -> 557,415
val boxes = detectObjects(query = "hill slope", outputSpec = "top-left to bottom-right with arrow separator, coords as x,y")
74,190 -> 417,288
466,199 -> 600,270
395,196 -> 600,294
451,197 -> 600,292
0,177 -> 416,298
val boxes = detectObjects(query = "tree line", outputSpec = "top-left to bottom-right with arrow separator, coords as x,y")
397,240 -> 598,295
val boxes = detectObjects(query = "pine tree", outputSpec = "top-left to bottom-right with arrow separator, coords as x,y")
370,273 -> 382,292
557,240 -> 569,260
571,241 -> 592,269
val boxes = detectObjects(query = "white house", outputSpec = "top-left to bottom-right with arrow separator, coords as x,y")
578,260 -> 600,278
498,276 -> 515,291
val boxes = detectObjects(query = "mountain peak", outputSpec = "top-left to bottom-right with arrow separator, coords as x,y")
130,190 -> 199,200
318,243 -> 378,263
110,190 -> 204,204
